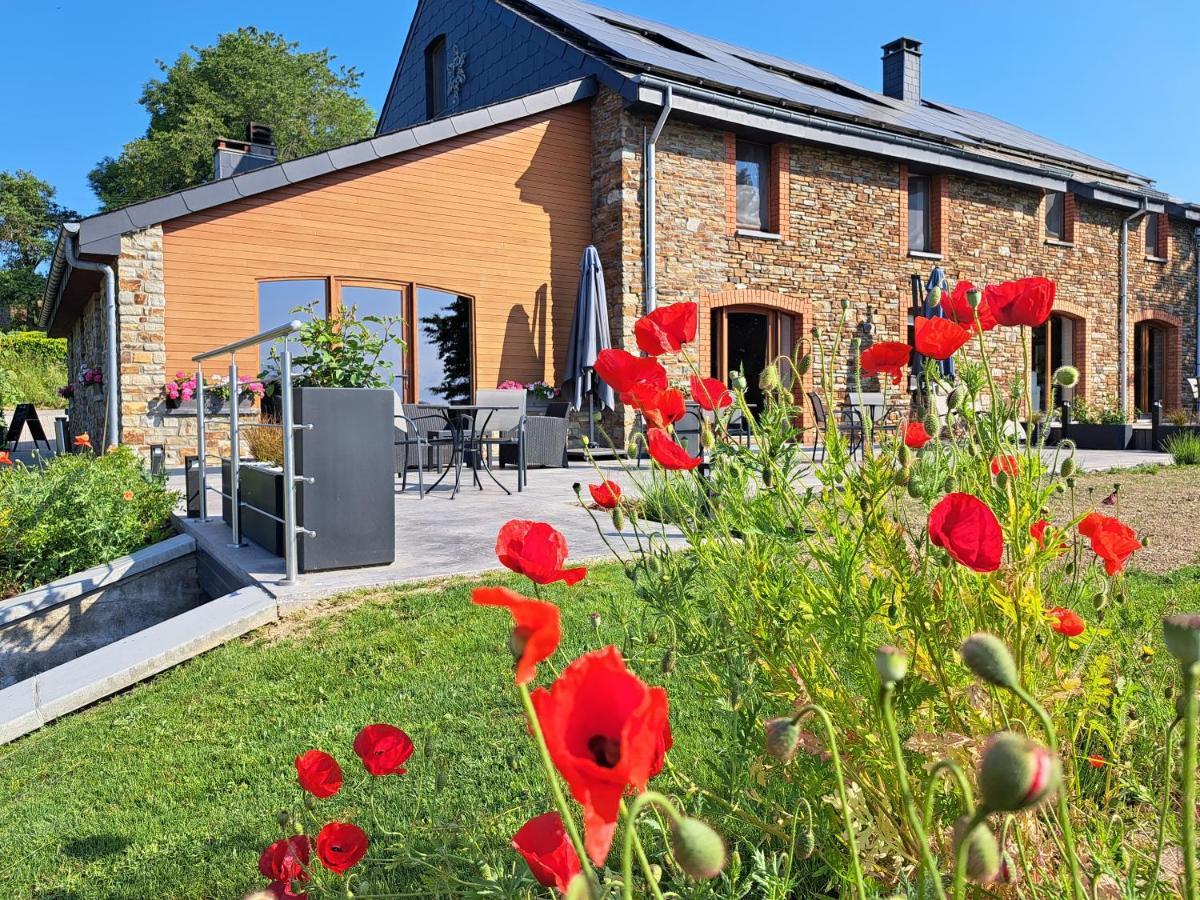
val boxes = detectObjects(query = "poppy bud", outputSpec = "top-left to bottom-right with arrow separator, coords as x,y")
612,506 -> 626,532
581,435 -> 590,447
795,826 -> 816,860
942,474 -> 956,492
894,467 -> 911,487
564,873 -> 598,900
1142,535 -> 1151,548
952,816 -> 1000,884
906,478 -> 923,500
946,386 -> 964,411
1053,366 -> 1080,388
764,716 -> 801,762
1060,458 -> 1076,477
1163,614 -> 1200,665
435,765 -> 449,792
841,297 -> 851,312
669,817 -> 727,880
572,482 -> 582,496
797,354 -> 812,376
759,364 -> 780,392
978,732 -> 1061,813
966,289 -> 982,309
662,649 -> 677,673
875,645 -> 908,687
898,443 -> 913,467
701,422 -> 715,450
276,810 -> 291,828
960,633 -> 1018,689
731,372 -> 747,392
995,470 -> 1008,491
589,611 -> 602,631
811,326 -> 821,339
928,285 -> 943,307
1066,476 -> 1076,489
923,412 -> 941,441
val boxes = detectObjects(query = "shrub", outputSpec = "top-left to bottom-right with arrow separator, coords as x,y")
244,419 -> 284,467
1071,397 -> 1128,424
0,331 -> 68,409
1166,431 -> 1200,465
0,447 -> 177,596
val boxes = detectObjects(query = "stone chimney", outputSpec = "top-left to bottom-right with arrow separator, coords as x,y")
881,37 -> 922,103
213,122 -> 277,180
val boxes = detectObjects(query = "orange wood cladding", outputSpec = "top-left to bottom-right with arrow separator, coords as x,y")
161,104 -> 592,388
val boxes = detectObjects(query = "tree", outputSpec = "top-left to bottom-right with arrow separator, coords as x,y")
88,28 -> 376,210
0,170 -> 76,329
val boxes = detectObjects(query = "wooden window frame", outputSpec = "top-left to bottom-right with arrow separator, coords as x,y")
412,283 -> 477,405
709,304 -> 799,380
1146,212 -> 1169,261
425,36 -> 447,119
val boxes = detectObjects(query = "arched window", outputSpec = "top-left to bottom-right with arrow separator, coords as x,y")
709,305 -> 798,413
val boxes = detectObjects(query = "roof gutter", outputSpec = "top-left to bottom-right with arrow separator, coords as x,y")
643,83 -> 673,314
55,227 -> 120,450
1118,200 -> 1149,416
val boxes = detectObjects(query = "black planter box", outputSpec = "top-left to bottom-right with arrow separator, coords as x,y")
220,387 -> 395,571
1066,423 -> 1132,450
222,459 -> 286,555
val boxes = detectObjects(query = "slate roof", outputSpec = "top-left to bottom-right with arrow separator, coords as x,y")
503,0 -> 1147,184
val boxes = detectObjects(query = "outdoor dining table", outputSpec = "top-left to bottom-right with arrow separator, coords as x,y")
417,403 -> 513,499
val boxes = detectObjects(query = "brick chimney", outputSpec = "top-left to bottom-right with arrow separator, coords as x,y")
213,122 -> 277,180
881,37 -> 922,103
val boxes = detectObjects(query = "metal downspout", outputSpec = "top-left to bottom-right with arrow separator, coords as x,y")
1195,228 -> 1200,379
64,236 -> 119,449
643,84 -> 673,314
1118,200 -> 1148,416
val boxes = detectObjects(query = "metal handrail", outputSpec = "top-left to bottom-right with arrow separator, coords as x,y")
192,319 -> 308,585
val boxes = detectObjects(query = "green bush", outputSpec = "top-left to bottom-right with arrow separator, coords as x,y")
0,331 -> 68,409
0,447 -> 178,596
1070,397 -> 1128,424
1166,430 -> 1200,465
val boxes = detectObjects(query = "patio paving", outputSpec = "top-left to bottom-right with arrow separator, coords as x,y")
167,443 -> 1172,607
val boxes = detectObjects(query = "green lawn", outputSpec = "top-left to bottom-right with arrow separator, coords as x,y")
2,560 -> 1198,898
0,564 -> 705,899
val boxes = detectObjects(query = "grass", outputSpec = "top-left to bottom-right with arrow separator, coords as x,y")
1165,431 -> 1200,466
0,564 -> 705,899
2,562 -> 1199,897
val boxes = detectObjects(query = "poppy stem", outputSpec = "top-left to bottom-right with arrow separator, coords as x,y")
880,685 -> 947,900
517,683 -> 598,887
620,792 -> 674,900
1146,717 -> 1179,897
921,759 -> 975,839
792,704 -> 868,900
1010,683 -> 1085,900
1181,663 -> 1199,900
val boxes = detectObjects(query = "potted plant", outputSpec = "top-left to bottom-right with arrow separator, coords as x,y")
1064,398 -> 1132,450
223,302 -> 401,572
497,379 -> 558,415
162,372 -> 262,415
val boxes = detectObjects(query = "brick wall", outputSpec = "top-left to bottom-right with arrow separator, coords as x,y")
590,86 -> 1198,425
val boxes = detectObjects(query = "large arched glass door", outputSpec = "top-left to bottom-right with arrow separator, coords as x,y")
710,305 -> 797,413
1134,321 -> 1166,414
1030,314 -> 1076,413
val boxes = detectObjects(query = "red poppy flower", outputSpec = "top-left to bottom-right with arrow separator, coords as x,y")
0,451 -> 11,465
263,881 -> 308,899
512,812 -> 582,892
259,836 -> 311,885
588,480 -> 622,509
904,421 -> 932,450
1047,606 -> 1085,637
859,342 -> 912,386
1087,754 -> 1106,769
531,646 -> 671,866
985,277 -> 1056,328
496,520 -> 587,586
295,750 -> 343,799
316,822 -> 368,874
690,374 -> 732,411
1078,512 -> 1141,576
1030,518 -> 1049,546
928,492 -> 1003,573
990,455 -> 1019,477
914,316 -> 972,360
647,427 -> 702,471
472,586 -> 562,685
942,280 -> 998,332
634,302 -> 698,355
629,384 -> 685,429
594,349 -> 668,396
73,433 -> 92,450
353,724 -> 415,776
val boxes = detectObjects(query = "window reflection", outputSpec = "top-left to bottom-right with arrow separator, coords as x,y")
417,288 -> 472,404
257,279 -> 325,366
341,284 -> 407,395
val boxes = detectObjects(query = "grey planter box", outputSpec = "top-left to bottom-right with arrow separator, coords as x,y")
166,397 -> 256,417
1067,423 -> 1132,450
220,387 -> 395,571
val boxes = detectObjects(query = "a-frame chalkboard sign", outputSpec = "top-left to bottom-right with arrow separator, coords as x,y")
3,404 -> 52,452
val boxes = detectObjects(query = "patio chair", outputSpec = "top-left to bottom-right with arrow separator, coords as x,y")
474,389 -> 528,491
394,397 -> 454,497
808,391 -> 864,461
502,399 -> 569,469
851,391 -> 903,439
1187,377 -> 1200,422
635,402 -> 706,468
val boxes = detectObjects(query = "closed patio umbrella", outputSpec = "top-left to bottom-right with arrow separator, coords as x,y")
912,266 -> 956,383
562,245 -> 616,443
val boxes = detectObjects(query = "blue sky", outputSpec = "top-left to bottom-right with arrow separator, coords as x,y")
3,0 -> 1198,217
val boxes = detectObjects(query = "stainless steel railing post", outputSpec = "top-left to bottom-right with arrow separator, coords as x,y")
279,348 -> 299,585
196,362 -> 208,522
227,358 -> 241,547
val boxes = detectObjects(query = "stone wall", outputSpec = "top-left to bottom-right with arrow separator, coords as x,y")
590,86 -> 1199,427
65,294 -> 107,444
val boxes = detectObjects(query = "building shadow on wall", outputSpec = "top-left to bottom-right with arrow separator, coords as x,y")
511,111 -> 592,386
